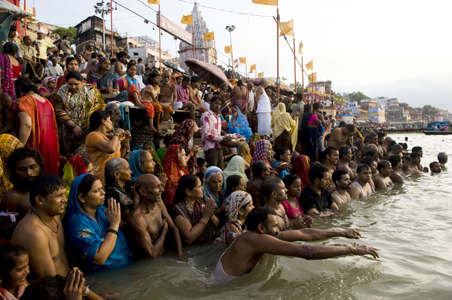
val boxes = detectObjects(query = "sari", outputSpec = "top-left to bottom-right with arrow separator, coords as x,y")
223,156 -> 248,184
250,139 -> 272,167
162,145 -> 189,207
169,119 -> 196,174
0,135 -> 23,201
0,54 -> 16,100
202,166 -> 226,208
0,284 -> 27,300
55,83 -> 105,157
62,155 -> 87,199
88,58 -> 129,103
271,103 -> 298,151
129,150 -> 145,180
291,155 -> 310,191
237,142 -> 252,167
215,191 -> 252,246
18,95 -> 59,176
118,75 -> 154,118
85,132 -> 123,186
38,77 -> 56,107
65,174 -> 132,272
228,106 -> 252,142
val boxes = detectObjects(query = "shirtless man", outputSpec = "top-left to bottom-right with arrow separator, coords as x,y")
246,161 -> 270,207
188,76 -> 204,111
349,164 -> 373,198
408,153 -> 421,174
331,169 -> 352,204
337,146 -> 355,181
320,147 -> 339,192
437,152 -> 447,169
83,45 -> 94,62
387,144 -> 402,158
328,124 -> 355,150
114,51 -> 128,78
230,79 -> 248,111
412,146 -> 428,172
0,92 -> 15,134
159,70 -> 178,109
388,155 -> 404,184
429,161 -> 441,173
373,160 -> 393,189
127,174 -> 183,259
377,132 -> 387,156
214,206 -> 378,282
11,175 -> 70,279
1,147 -> 44,236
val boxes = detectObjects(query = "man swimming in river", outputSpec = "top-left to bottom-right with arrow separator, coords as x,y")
214,206 -> 379,282
373,160 -> 394,189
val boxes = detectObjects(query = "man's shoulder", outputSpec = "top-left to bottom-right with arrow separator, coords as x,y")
12,216 -> 48,242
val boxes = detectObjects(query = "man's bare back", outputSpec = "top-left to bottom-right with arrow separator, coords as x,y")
246,179 -> 264,207
231,85 -> 247,100
328,128 -> 348,149
159,82 -> 176,104
390,171 -> 404,184
2,187 -> 31,217
337,162 -> 355,181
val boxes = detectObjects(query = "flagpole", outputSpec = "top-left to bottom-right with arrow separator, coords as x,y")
246,63 -> 248,79
158,5 -> 162,74
229,31 -> 234,84
301,56 -> 304,101
214,41 -> 217,64
276,7 -> 280,99
192,27 -> 195,59
293,37 -> 296,93
110,0 -> 113,58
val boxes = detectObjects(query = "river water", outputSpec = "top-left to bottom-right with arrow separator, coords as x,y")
87,133 -> 452,299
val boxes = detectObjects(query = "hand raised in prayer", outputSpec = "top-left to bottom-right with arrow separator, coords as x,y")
353,245 -> 379,259
124,130 -> 131,140
202,197 -> 216,219
105,199 -> 121,229
116,128 -> 125,138
63,268 -> 85,300
342,228 -> 361,239
72,125 -> 84,139
191,145 -> 200,155
159,173 -> 168,188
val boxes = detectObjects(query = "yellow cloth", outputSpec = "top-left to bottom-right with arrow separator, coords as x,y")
250,64 -> 256,71
252,0 -> 278,6
237,142 -> 252,166
239,57 -> 246,64
148,0 -> 160,3
271,103 -> 298,151
258,72 -> 264,78
224,45 -> 232,54
204,31 -> 215,40
279,19 -> 294,37
181,14 -> 193,25
298,41 -> 303,54
306,59 -> 313,71
0,135 -> 23,202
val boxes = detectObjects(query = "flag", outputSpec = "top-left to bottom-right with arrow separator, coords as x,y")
224,45 -> 232,53
148,0 -> 160,3
306,59 -> 313,71
250,64 -> 256,71
279,19 -> 294,37
234,59 -> 238,64
204,31 -> 215,40
298,41 -> 303,54
181,15 -> 193,25
308,72 -> 317,82
235,64 -> 239,68
258,72 -> 264,78
252,0 -> 278,6
239,57 -> 246,64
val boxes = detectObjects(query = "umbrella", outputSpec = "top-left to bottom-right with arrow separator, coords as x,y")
185,59 -> 233,91
161,60 -> 186,74
0,0 -> 32,20
250,77 -> 294,96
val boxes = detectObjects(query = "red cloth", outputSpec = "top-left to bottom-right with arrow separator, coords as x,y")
281,197 -> 305,219
291,155 -> 310,191
68,155 -> 87,177
162,144 -> 189,206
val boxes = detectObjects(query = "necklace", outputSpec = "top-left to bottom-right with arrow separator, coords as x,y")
265,204 -> 289,229
31,209 -> 59,234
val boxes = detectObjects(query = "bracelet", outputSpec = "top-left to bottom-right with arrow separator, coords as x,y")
198,220 -> 207,227
83,285 -> 90,297
347,246 -> 355,255
108,228 -> 118,235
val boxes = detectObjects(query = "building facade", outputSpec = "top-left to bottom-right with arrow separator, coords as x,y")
360,99 -> 377,111
120,34 -> 172,68
375,96 -> 389,108
75,15 -> 122,54
368,106 -> 386,123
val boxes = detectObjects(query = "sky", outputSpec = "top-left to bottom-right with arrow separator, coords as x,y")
34,0 -> 452,110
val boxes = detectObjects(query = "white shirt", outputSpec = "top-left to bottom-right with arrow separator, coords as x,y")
255,87 -> 271,113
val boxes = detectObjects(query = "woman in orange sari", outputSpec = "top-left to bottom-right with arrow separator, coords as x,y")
15,77 -> 59,176
162,144 -> 189,207
85,110 -> 131,185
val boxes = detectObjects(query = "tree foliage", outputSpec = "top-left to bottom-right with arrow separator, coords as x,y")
423,105 -> 439,118
349,91 -> 369,104
289,81 -> 303,93
51,27 -> 77,44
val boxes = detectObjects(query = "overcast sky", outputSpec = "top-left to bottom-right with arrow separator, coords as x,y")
35,0 -> 452,110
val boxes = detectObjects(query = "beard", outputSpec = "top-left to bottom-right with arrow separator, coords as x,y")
14,176 -> 37,191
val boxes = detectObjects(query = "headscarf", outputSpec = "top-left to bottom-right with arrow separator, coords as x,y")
202,166 -> 226,208
251,139 -> 271,167
169,119 -> 196,173
0,54 -> 15,99
237,142 -> 252,166
223,156 -> 248,184
229,106 -> 252,142
225,191 -> 252,223
41,77 -> 56,93
291,155 -> 310,191
0,134 -> 23,200
62,155 -> 88,199
162,144 -> 189,206
64,173 -> 89,225
129,150 -> 145,180
95,57 -> 108,72
271,103 -> 298,151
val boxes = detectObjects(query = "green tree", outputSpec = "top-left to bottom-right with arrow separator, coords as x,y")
423,105 -> 439,118
51,27 -> 77,44
289,81 -> 303,93
349,91 -> 369,104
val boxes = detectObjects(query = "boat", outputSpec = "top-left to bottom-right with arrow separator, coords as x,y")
423,131 -> 452,135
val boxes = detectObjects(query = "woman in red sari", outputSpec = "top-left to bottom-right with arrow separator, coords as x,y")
291,154 -> 310,191
15,77 -> 59,175
162,144 -> 189,207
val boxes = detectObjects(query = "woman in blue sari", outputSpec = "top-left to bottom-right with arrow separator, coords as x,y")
203,166 -> 226,216
65,174 -> 132,273
228,106 -> 252,142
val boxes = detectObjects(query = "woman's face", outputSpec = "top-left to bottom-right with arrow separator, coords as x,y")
102,116 -> 113,132
118,161 -> 132,183
141,151 -> 155,173
100,59 -> 111,71
142,144 -> 154,153
67,60 -> 79,72
8,254 -> 30,288
287,178 -> 302,198
189,178 -> 204,199
152,75 -> 160,85
82,179 -> 105,208
232,107 -> 238,117
199,161 -> 207,173
266,144 -> 273,160
86,163 -> 94,175
48,80 -> 56,90
178,148 -> 188,169
67,78 -> 82,93
127,65 -> 137,78
232,178 -> 246,192
239,200 -> 255,220
208,172 -> 223,193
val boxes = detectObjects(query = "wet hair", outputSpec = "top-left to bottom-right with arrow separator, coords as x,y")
127,62 -> 137,70
20,275 -> 66,300
7,147 -> 45,185
237,79 -> 243,87
430,161 -> 440,172
338,121 -> 346,127
65,70 -> 84,82
412,146 -> 422,153
191,76 -> 200,83
345,124 -> 355,133
162,134 -> 172,147
197,157 -> 206,168
262,177 -> 283,199
410,152 -> 421,159
147,71 -> 160,84
77,174 -> 99,200
225,175 -> 243,199
211,95 -> 222,105
388,155 -> 401,168
252,160 -> 268,178
104,103 -> 121,125
274,147 -> 289,160
332,169 -> 348,186
283,174 -> 300,188
15,77 -> 37,97
81,156 -> 92,168
401,143 -> 408,150
65,56 -> 78,67
182,76 -> 190,83
116,51 -> 127,59
3,42 -> 18,56
30,175 -> 65,206
308,165 -> 329,184
245,207 -> 276,232
389,140 -> 397,147
377,131 -> 386,138
377,160 -> 390,172
360,157 -> 374,168
357,164 -> 370,173
303,104 -> 311,113
89,110 -> 110,132
105,158 -> 127,188
313,102 -> 321,110
339,146 -> 350,159
0,244 -> 28,282
392,144 -> 402,151
438,152 -> 447,162
174,174 -> 199,203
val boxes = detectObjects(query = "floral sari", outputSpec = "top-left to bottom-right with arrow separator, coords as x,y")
162,144 -> 189,207
169,119 -> 196,174
0,134 -> 23,201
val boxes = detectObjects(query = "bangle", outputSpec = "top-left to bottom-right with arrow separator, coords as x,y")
347,246 -> 355,255
198,220 -> 207,227
83,286 -> 90,297
108,228 -> 118,235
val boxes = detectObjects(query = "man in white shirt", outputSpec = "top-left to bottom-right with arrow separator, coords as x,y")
47,57 -> 64,78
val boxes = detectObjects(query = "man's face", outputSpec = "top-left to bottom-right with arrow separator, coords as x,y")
16,157 -> 41,181
280,150 -> 291,163
262,215 -> 280,237
37,32 -> 45,39
272,181 -> 287,203
120,56 -> 128,63
162,72 -> 171,84
23,37 -> 32,46
210,99 -> 222,113
192,81 -> 200,89
144,176 -> 164,203
358,168 -> 372,183
378,136 -> 385,145
338,174 -> 352,190
381,164 -> 393,177
8,29 -> 16,39
182,80 -> 190,89
327,150 -> 339,165
41,187 -> 67,216
416,150 -> 423,157
343,149 -> 353,162
76,54 -> 83,62
176,77 -> 183,85
318,172 -> 330,190
431,163 -> 441,173
414,157 -> 421,165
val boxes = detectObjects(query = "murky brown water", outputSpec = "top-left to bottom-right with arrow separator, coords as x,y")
87,133 -> 452,299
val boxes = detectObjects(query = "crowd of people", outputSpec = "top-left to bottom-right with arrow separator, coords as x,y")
0,26 -> 448,299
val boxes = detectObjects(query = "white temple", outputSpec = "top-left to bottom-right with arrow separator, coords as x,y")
179,3 -> 215,73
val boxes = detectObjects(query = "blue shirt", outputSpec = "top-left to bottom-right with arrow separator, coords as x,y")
272,160 -> 290,179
